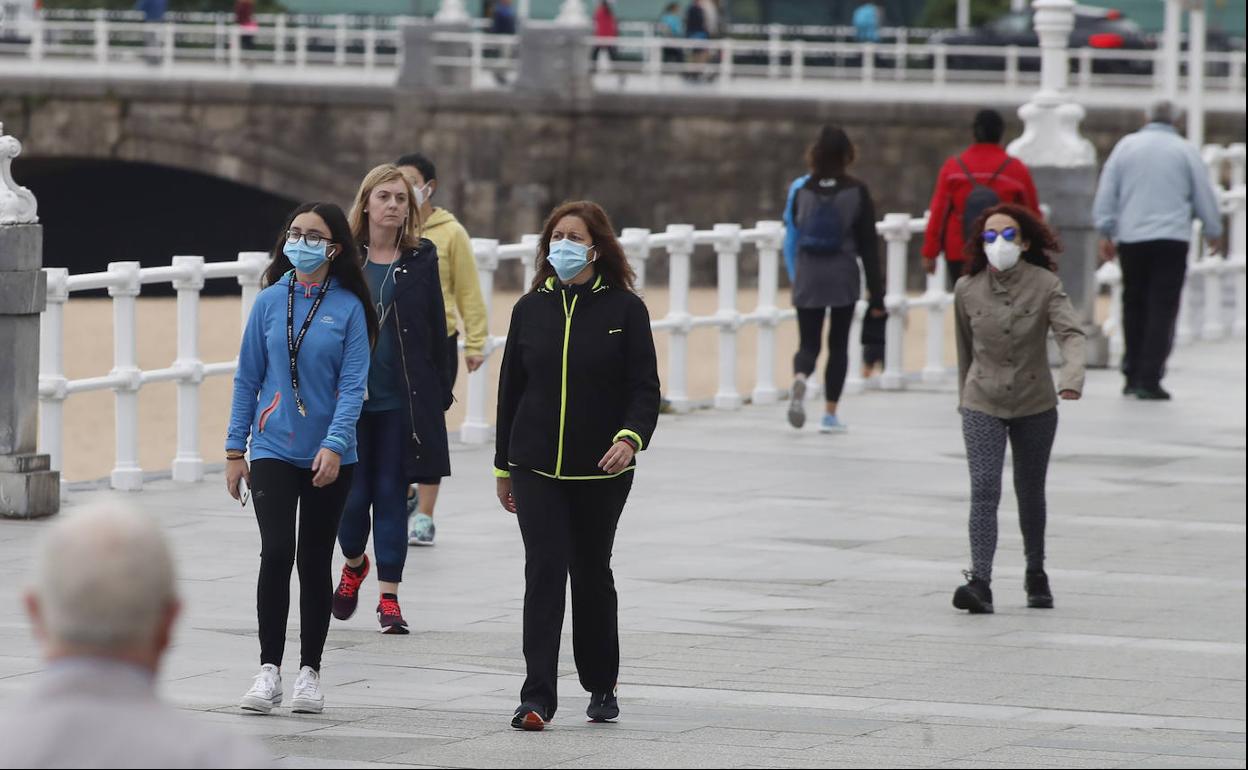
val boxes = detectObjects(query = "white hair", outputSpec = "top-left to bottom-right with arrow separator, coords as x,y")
31,502 -> 177,651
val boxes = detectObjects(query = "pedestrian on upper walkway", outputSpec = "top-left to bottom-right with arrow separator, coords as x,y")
495,201 -> 660,732
1092,100 -> 1226,401
227,202 -> 376,715
922,109 -> 1040,290
331,165 -> 452,635
395,152 -> 488,547
0,504 -> 271,768
659,2 -> 685,64
783,125 -> 885,434
952,203 -> 1085,615
491,0 -> 517,35
852,2 -> 882,43
592,1 -> 620,70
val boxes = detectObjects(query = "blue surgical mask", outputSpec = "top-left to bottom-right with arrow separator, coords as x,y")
284,240 -> 329,274
547,239 -> 594,283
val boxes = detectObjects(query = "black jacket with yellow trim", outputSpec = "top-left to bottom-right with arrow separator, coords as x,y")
494,274 -> 660,480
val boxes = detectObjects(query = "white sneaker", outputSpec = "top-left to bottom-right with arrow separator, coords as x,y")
290,666 -> 325,714
240,664 -> 282,713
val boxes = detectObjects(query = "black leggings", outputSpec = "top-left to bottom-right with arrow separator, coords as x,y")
511,468 -> 634,718
250,458 -> 355,671
794,305 -> 855,403
961,408 -> 1058,582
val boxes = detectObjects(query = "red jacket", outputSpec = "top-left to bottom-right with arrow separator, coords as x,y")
594,4 -> 619,37
921,143 -> 1040,262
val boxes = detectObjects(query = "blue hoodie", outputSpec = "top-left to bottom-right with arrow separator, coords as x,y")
227,272 -> 370,467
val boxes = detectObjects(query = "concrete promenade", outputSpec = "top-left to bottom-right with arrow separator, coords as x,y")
0,339 -> 1243,768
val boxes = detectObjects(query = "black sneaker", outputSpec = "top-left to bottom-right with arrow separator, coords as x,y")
952,571 -> 994,614
1025,570 -> 1054,609
1122,381 -> 1139,397
586,690 -> 619,723
1135,385 -> 1171,400
511,702 -> 551,731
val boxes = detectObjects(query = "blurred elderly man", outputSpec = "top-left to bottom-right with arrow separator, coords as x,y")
0,504 -> 270,769
1093,99 -> 1226,401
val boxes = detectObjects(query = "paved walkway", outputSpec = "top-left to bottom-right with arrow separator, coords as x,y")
0,340 -> 1244,768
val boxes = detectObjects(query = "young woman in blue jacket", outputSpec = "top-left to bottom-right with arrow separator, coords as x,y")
226,202 -> 378,715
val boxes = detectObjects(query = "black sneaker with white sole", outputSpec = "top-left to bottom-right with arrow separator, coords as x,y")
1025,569 -> 1054,609
586,691 -> 619,723
952,571 -> 994,614
511,702 -> 552,731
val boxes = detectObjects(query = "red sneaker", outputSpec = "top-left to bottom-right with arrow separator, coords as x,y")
377,594 -> 409,635
332,555 -> 369,620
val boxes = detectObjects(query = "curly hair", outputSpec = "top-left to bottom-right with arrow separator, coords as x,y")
962,203 -> 1060,277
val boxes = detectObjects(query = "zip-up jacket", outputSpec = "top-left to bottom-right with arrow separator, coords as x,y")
376,240 -> 453,482
494,275 -> 660,480
227,272 -> 370,467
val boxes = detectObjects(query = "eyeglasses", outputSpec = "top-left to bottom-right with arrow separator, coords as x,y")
286,230 -> 329,248
982,227 -> 1018,244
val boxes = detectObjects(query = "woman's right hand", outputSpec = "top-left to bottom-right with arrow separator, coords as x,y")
497,477 -> 516,514
226,458 -> 251,501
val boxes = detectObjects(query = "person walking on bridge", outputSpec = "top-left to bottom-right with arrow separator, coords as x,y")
952,203 -> 1085,615
227,202 -> 376,714
783,125 -> 885,433
1092,100 -> 1226,401
331,165 -> 452,635
495,201 -> 660,731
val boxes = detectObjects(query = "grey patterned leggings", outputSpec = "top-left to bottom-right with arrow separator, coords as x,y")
961,407 -> 1058,582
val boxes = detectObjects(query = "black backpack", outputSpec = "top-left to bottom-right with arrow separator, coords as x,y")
954,156 -> 1013,238
794,184 -> 845,257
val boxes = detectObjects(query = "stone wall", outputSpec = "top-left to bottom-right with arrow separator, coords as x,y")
1,76 -> 1243,288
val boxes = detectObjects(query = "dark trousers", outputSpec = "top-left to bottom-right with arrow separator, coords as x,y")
961,408 -> 1058,582
794,305 -> 855,402
1118,240 -> 1188,389
511,468 -> 635,717
251,458 -> 355,670
339,410 -> 409,584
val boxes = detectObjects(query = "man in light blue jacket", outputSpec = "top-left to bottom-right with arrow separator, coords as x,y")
1092,100 -> 1225,401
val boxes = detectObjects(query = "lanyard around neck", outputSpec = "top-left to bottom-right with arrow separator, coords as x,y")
286,275 -> 331,417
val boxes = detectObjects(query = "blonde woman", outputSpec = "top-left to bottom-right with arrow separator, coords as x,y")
331,164 -> 452,634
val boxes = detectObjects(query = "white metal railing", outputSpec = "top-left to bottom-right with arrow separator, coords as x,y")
36,146 -> 1247,488
2,17 -> 1243,108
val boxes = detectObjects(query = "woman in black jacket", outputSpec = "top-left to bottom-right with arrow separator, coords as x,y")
495,200 -> 660,731
330,164 -> 452,635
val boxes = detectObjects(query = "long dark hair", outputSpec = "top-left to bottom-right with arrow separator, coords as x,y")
962,203 -> 1060,277
531,201 -> 637,294
806,125 -> 856,180
264,202 -> 379,347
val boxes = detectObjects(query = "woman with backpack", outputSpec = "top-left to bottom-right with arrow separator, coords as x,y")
782,125 -> 885,433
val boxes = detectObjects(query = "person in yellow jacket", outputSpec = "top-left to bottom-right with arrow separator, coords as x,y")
396,153 -> 489,546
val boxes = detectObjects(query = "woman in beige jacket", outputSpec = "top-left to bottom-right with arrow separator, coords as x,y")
953,203 -> 1086,614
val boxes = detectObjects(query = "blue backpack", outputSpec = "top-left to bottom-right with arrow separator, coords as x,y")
795,186 -> 845,256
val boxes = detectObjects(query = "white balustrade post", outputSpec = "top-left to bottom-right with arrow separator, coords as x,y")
171,256 -> 206,482
29,18 -> 44,63
38,268 -> 69,474
861,42 -> 875,83
718,38 -> 733,86
94,16 -> 108,63
1161,0 -> 1182,101
791,39 -> 804,83
275,14 -> 287,65
295,25 -> 308,70
364,27 -> 377,71
767,23 -> 781,79
521,233 -> 540,290
229,23 -> 241,70
1228,143 -> 1246,188
844,276 -> 867,396
162,21 -> 175,71
713,223 -> 743,409
751,220 -> 784,405
237,251 -> 269,327
1103,260 -> 1125,366
461,238 -> 498,444
923,256 -> 950,383
1187,0 -> 1206,148
1176,221 -> 1202,345
934,44 -> 947,86
621,228 -> 651,296
214,17 -> 225,62
555,0 -> 589,26
435,0 -> 471,23
663,224 -> 694,413
108,261 -> 143,491
1228,184 -> 1247,337
334,14 -> 347,67
878,213 -> 911,391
